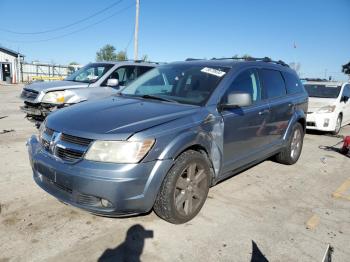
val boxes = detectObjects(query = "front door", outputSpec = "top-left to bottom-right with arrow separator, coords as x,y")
221,68 -> 271,174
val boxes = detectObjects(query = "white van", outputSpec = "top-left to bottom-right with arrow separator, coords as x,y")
304,80 -> 350,134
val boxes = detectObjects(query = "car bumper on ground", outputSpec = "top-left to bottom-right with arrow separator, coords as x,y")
306,112 -> 337,132
27,135 -> 174,216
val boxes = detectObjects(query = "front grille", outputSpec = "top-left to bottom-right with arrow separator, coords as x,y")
40,127 -> 92,162
56,147 -> 84,162
21,88 -> 39,100
61,133 -> 92,147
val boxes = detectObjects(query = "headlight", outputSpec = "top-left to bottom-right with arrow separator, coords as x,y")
317,105 -> 336,113
42,91 -> 65,104
84,139 -> 155,163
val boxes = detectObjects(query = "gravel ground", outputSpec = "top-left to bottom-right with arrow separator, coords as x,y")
0,84 -> 349,262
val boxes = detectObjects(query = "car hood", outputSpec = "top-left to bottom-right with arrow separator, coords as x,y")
25,80 -> 88,93
308,97 -> 337,112
46,97 -> 200,140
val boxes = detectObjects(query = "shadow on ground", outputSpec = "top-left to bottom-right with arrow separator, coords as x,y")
251,241 -> 269,262
98,224 -> 153,262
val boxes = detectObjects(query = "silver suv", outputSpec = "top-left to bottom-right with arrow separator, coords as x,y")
20,61 -> 156,125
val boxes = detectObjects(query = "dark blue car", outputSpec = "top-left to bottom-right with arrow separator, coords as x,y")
27,58 -> 308,224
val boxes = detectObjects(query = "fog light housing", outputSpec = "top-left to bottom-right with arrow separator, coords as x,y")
101,198 -> 112,208
324,118 -> 330,127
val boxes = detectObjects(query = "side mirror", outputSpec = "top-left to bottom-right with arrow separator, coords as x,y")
107,78 -> 119,87
220,92 -> 252,109
341,96 -> 349,103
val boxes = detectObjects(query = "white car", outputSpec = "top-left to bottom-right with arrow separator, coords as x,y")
304,80 -> 350,134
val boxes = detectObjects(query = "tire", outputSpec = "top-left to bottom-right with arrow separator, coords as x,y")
275,122 -> 304,165
153,150 -> 211,224
332,115 -> 342,135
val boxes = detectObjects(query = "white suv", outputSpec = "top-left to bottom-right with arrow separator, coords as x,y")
304,79 -> 350,134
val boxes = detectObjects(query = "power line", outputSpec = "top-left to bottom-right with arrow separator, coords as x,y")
0,0 -> 124,35
0,4 -> 134,43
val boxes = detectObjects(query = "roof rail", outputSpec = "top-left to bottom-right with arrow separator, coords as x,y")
185,58 -> 204,61
300,78 -> 329,82
210,56 -> 289,67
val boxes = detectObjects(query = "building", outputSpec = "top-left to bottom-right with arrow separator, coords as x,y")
0,46 -> 24,84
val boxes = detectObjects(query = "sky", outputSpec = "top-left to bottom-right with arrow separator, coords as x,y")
0,0 -> 349,80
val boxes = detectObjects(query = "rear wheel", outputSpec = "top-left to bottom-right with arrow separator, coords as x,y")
275,122 -> 304,165
332,115 -> 342,135
154,150 -> 211,224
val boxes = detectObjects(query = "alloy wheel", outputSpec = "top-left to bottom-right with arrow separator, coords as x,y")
290,128 -> 302,160
174,162 -> 208,216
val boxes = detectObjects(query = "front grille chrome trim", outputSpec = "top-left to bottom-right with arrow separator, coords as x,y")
40,127 -> 92,163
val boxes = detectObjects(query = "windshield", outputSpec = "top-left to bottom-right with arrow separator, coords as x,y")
65,63 -> 114,83
304,84 -> 341,98
120,64 -> 229,105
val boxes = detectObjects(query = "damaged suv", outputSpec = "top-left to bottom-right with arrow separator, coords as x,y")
20,61 -> 155,125
27,57 -> 308,224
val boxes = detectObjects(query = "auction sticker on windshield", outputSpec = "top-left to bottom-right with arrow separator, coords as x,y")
201,67 -> 226,77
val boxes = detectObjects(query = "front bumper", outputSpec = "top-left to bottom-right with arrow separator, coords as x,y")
306,112 -> 337,131
20,103 -> 53,123
27,135 -> 174,216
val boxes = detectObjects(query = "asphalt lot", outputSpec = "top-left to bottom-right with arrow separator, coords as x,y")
0,84 -> 350,262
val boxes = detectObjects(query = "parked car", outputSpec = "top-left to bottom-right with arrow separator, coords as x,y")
20,61 -> 156,125
303,79 -> 350,134
27,57 -> 308,224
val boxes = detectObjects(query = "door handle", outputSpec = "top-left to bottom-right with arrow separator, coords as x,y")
258,109 -> 270,115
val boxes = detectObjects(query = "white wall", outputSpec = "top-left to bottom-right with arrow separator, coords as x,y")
0,51 -> 20,83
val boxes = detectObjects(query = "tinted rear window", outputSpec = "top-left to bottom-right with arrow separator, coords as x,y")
282,71 -> 305,94
260,69 -> 286,99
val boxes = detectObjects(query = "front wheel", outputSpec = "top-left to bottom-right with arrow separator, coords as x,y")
275,122 -> 304,165
154,150 -> 211,224
332,115 -> 342,135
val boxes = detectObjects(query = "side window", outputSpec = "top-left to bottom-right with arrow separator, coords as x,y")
225,69 -> 261,104
137,66 -> 153,77
342,84 -> 350,97
104,66 -> 137,86
282,71 -> 304,94
260,69 -> 286,99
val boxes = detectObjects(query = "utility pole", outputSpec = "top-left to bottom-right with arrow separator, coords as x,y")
134,0 -> 140,61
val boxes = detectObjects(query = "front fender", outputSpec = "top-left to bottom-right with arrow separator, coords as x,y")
158,121 -> 223,178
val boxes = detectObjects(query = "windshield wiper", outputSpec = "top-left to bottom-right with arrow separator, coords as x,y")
141,94 -> 178,103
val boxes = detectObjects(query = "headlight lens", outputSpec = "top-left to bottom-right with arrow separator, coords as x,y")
317,105 -> 336,113
42,91 -> 65,104
84,139 -> 155,163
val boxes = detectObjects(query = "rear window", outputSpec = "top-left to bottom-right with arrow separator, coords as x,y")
282,71 -> 305,94
260,69 -> 286,99
304,84 -> 341,98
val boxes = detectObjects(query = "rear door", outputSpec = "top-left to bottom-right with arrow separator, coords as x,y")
259,69 -> 293,144
221,68 -> 272,173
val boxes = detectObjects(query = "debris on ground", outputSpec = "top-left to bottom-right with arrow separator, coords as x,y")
0,129 -> 15,134
0,116 -> 8,120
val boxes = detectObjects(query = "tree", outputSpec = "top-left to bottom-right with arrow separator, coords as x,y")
116,50 -> 128,61
68,61 -> 79,74
141,54 -> 149,62
342,61 -> 350,76
96,44 -> 117,61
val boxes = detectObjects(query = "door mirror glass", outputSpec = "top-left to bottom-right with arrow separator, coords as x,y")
221,92 -> 252,109
107,78 -> 119,87
341,95 -> 349,103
